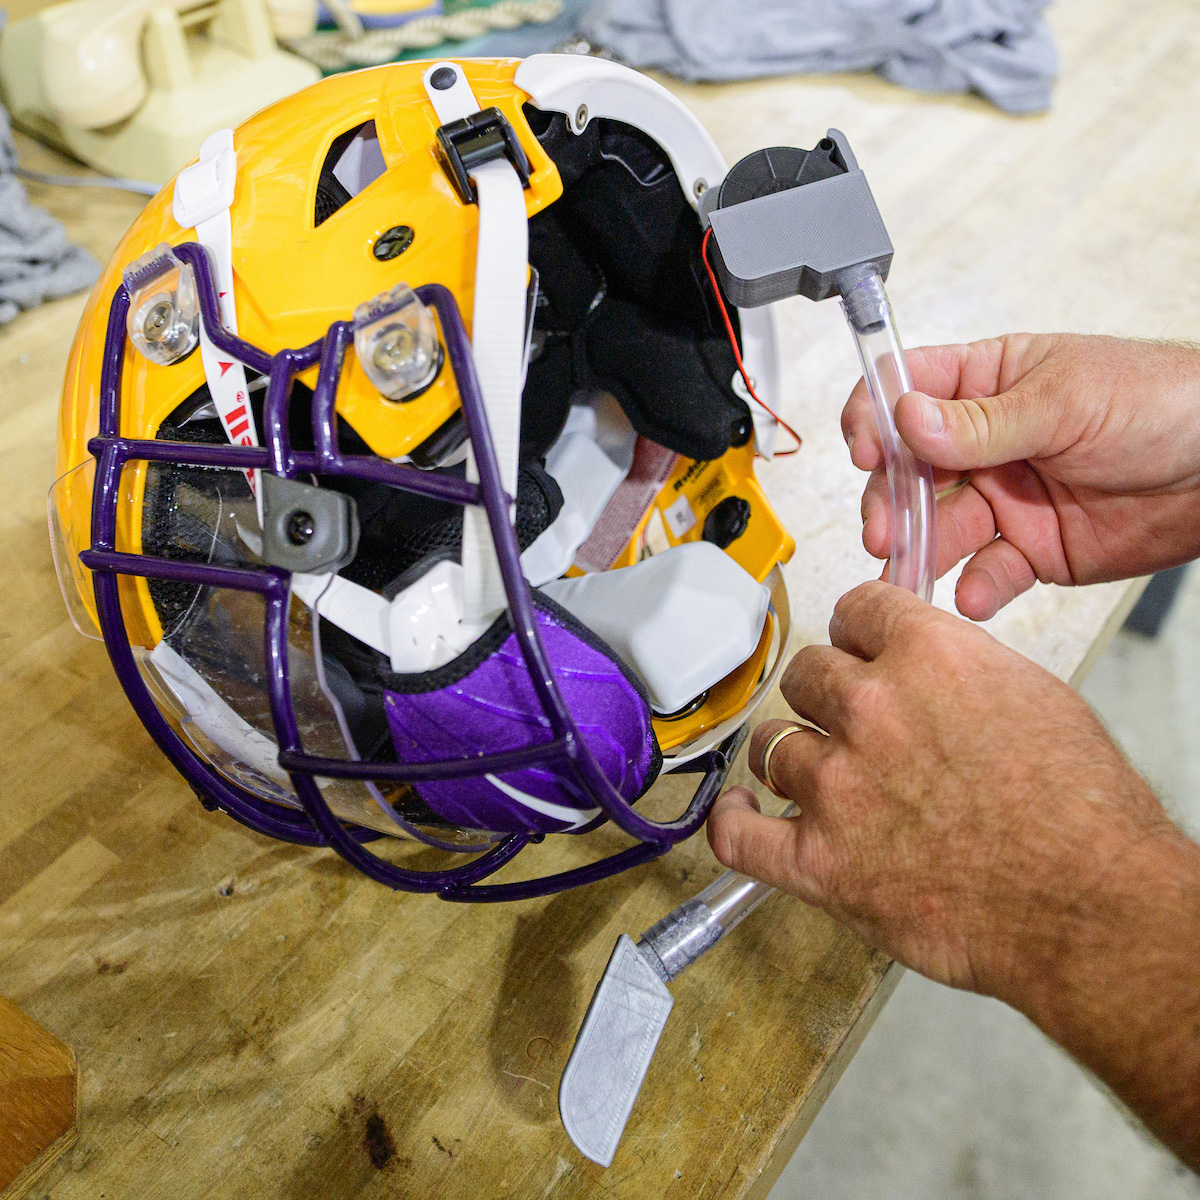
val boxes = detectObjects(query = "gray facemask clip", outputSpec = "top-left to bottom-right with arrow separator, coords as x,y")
260,474 -> 360,575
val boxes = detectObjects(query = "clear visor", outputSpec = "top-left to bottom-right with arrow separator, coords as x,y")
49,459 -> 102,640
98,452 -> 493,849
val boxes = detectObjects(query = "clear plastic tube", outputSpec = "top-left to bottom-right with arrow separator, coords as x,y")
692,846 -> 786,931
839,269 -> 937,603
638,272 -> 938,973
638,803 -> 798,981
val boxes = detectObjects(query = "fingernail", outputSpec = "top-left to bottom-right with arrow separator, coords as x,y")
846,432 -> 856,459
918,394 -> 944,433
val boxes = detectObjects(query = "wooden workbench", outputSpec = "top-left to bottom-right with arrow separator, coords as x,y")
2,0 -> 1197,1194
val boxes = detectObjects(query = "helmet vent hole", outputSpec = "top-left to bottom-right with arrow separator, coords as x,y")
314,120 -> 387,227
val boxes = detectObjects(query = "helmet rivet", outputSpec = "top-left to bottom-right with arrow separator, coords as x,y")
144,300 -> 172,337
429,66 -> 457,90
372,325 -> 417,373
286,511 -> 316,546
694,178 -> 708,198
373,225 -> 415,261
575,104 -> 588,131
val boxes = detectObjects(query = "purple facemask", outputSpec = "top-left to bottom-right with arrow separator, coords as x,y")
78,243 -> 739,901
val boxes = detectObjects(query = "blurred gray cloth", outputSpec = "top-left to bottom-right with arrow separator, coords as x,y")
579,0 -> 1057,113
0,105 -> 100,324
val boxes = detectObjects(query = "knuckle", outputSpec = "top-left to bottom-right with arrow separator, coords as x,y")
810,748 -> 853,802
902,599 -> 940,638
747,721 -> 775,769
802,836 -> 844,904
780,647 -> 822,703
829,587 -> 867,647
862,469 -> 887,511
895,617 -> 950,672
993,384 -> 1040,438
780,648 -> 812,689
707,806 -> 745,871
844,376 -> 869,410
840,404 -> 856,439
857,578 -> 892,603
839,675 -> 881,723
962,397 -> 996,449
834,580 -> 875,622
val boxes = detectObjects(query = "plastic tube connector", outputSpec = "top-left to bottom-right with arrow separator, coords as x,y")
639,899 -> 724,982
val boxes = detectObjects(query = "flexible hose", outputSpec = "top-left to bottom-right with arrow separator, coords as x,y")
839,268 -> 937,602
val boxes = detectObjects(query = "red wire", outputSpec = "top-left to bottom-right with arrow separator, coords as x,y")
701,227 -> 802,457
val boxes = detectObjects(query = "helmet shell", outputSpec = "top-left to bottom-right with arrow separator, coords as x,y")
53,56 -> 797,898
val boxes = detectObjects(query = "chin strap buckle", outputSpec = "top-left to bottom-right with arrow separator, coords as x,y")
436,107 -> 532,205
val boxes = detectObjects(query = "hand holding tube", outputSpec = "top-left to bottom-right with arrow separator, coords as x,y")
641,270 -> 935,980
843,333 -> 1200,620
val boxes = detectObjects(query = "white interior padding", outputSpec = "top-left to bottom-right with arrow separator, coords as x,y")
520,393 -> 637,586
540,541 -> 770,714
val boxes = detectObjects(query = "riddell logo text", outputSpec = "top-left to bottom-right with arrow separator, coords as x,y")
673,460 -> 710,491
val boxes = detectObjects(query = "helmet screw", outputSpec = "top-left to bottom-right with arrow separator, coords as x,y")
730,413 -> 753,447
693,177 -> 708,198
373,225 -> 415,261
286,511 -> 316,546
144,299 -> 172,337
574,104 -> 588,131
429,66 -> 457,90
703,496 -> 752,549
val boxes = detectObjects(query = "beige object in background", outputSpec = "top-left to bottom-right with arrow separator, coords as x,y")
264,0 -> 317,40
0,0 -> 321,184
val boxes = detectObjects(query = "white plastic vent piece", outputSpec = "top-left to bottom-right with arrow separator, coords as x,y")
331,121 -> 386,197
540,541 -> 770,715
291,561 -> 489,674
521,394 -> 637,586
385,559 -> 490,672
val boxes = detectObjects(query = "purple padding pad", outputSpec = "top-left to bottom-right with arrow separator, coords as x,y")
384,607 -> 657,835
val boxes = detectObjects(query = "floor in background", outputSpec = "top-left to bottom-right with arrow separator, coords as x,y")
769,568 -> 1200,1200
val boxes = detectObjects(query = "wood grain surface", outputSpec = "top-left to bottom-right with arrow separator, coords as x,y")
1,0 -> 1196,1194
0,997 -> 77,1198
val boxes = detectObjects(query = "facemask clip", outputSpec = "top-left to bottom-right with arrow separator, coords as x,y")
260,475 -> 359,575
123,243 -> 200,366
353,283 -> 442,402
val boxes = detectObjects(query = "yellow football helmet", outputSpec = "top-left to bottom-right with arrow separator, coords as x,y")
51,55 -> 795,899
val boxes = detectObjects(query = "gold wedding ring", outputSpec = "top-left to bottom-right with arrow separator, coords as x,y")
761,724 -> 806,798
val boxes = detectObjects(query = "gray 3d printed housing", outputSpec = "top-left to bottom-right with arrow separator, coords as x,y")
700,130 -> 893,309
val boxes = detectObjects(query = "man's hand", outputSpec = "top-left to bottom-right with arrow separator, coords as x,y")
708,581 -> 1173,996
708,582 -> 1200,1169
841,334 -> 1200,619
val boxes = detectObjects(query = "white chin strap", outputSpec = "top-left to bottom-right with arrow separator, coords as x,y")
173,129 -> 261,515
423,62 -> 530,624
274,64 -> 533,674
